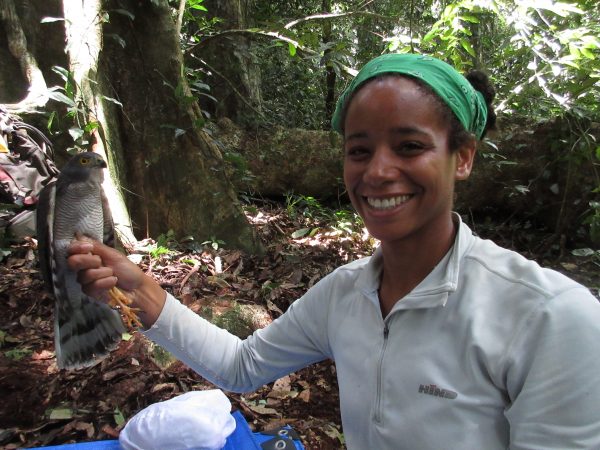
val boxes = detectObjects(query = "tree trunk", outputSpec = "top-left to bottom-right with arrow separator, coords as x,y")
61,0 -> 137,247
0,0 -> 262,253
321,0 -> 336,129
197,0 -> 263,122
94,0 -> 262,253
0,0 -> 66,110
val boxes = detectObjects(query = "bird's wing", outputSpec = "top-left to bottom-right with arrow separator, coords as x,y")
101,189 -> 115,248
36,180 -> 56,291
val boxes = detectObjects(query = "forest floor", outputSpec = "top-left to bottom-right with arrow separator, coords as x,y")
0,199 -> 598,450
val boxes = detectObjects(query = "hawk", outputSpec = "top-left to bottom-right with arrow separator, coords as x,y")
37,152 -> 137,370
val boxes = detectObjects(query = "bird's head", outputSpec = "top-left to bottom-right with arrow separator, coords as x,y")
61,152 -> 107,183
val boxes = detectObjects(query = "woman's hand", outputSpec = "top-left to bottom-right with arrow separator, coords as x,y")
68,240 -> 143,299
68,240 -> 167,328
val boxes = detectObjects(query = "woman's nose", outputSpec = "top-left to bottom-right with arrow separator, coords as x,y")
363,147 -> 398,185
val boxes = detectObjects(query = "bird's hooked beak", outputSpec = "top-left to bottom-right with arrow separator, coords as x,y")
95,156 -> 107,169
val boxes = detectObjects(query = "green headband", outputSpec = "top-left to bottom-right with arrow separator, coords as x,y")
331,53 -> 488,139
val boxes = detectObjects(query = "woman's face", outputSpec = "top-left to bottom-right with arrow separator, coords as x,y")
343,76 -> 475,246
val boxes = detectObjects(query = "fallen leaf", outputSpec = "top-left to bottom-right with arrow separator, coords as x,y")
150,382 -> 177,393
75,421 -> 95,438
32,350 -> 54,360
101,424 -> 120,438
102,369 -> 128,381
323,423 -> 344,444
48,407 -> 73,420
298,388 -> 311,403
246,404 -> 279,416
273,376 -> 291,391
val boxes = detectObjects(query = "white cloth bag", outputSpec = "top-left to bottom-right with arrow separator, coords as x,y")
119,389 -> 236,450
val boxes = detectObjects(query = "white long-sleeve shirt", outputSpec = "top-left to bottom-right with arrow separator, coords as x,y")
145,216 -> 600,449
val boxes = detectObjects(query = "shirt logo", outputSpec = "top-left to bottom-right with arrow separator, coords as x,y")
418,384 -> 458,399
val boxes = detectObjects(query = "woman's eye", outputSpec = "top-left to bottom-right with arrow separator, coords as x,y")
397,142 -> 425,154
345,146 -> 369,158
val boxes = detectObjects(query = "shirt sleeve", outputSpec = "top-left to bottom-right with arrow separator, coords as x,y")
503,287 -> 600,449
143,275 -> 335,392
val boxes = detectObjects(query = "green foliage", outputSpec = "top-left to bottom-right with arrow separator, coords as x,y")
141,229 -> 177,260
175,0 -> 599,127
46,66 -> 122,153
584,201 -> 600,243
571,247 -> 600,267
420,0 -> 484,70
113,407 -> 126,427
149,343 -> 177,369
4,347 -> 32,361
201,235 -> 225,251
285,193 -> 364,238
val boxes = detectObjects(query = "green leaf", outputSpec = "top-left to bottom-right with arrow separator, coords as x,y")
288,42 -> 297,57
68,127 -> 84,142
5,347 -> 32,361
460,39 -> 476,57
47,91 -> 76,107
595,146 -> 600,160
114,407 -> 126,427
422,32 -> 435,43
571,248 -> 596,257
461,14 -> 480,24
580,47 -> 595,59
48,407 -> 74,420
84,122 -> 100,133
291,228 -> 311,239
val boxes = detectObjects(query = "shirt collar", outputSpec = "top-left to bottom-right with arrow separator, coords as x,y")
356,213 -> 474,311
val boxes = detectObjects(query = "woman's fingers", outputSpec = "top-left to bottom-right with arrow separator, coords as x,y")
67,238 -> 144,293
67,252 -> 103,272
76,266 -> 114,286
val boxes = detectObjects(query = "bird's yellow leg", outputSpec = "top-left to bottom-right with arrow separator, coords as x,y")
108,287 -> 143,329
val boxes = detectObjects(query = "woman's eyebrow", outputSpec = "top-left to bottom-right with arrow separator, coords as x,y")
345,126 -> 430,141
344,131 -> 368,142
390,126 -> 430,137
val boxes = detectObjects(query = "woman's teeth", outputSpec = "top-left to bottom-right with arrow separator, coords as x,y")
366,195 -> 411,210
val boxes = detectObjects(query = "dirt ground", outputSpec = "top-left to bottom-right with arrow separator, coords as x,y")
0,201 -> 598,449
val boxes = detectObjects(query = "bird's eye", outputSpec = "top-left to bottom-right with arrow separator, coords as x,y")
80,157 -> 90,165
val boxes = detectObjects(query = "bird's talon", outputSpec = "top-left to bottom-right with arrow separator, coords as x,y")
107,287 -> 143,329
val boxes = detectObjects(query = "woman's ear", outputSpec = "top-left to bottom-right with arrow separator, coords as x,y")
454,139 -> 477,181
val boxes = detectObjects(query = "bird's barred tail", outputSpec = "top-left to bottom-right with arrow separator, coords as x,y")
55,296 -> 125,370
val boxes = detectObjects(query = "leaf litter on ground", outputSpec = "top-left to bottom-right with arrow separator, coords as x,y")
0,199 -> 597,449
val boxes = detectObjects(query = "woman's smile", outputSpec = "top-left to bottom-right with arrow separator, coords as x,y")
365,194 -> 413,210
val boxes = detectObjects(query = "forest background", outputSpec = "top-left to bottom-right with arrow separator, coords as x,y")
0,0 -> 599,448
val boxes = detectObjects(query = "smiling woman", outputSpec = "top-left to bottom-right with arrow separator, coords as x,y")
342,77 -> 472,259
67,53 -> 600,449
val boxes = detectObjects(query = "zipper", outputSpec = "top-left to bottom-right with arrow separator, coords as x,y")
374,323 -> 390,424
